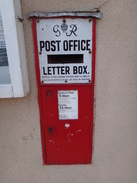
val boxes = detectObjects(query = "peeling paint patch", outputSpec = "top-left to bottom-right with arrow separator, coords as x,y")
65,123 -> 70,128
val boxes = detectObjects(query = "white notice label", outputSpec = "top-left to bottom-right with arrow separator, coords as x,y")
58,90 -> 78,120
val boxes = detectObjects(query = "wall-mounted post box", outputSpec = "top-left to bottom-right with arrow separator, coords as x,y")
29,11 -> 101,164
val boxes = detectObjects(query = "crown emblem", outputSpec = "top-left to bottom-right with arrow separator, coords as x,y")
61,22 -> 68,33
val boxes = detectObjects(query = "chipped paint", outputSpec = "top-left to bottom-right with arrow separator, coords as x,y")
49,139 -> 55,144
65,123 -> 70,128
49,113 -> 53,117
67,133 -> 71,142
76,129 -> 82,133
83,116 -> 89,119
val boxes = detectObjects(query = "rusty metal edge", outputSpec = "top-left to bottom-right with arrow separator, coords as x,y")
28,11 -> 102,19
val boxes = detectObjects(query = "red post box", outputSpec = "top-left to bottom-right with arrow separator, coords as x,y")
29,12 -> 101,164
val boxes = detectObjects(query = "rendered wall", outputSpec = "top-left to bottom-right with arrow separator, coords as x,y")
0,0 -> 137,182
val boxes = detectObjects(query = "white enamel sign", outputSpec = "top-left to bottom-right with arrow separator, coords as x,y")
36,18 -> 93,84
58,90 -> 78,120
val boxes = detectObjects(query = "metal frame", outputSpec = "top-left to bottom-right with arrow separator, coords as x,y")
28,11 -> 102,19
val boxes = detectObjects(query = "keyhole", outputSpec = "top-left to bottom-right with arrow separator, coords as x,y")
48,127 -> 53,134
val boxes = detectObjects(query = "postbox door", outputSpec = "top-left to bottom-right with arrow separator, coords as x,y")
41,84 -> 93,164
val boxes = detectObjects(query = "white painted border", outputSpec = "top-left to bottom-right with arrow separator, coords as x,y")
0,0 -> 29,98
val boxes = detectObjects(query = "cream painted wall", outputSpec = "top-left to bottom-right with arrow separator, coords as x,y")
0,0 -> 137,182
